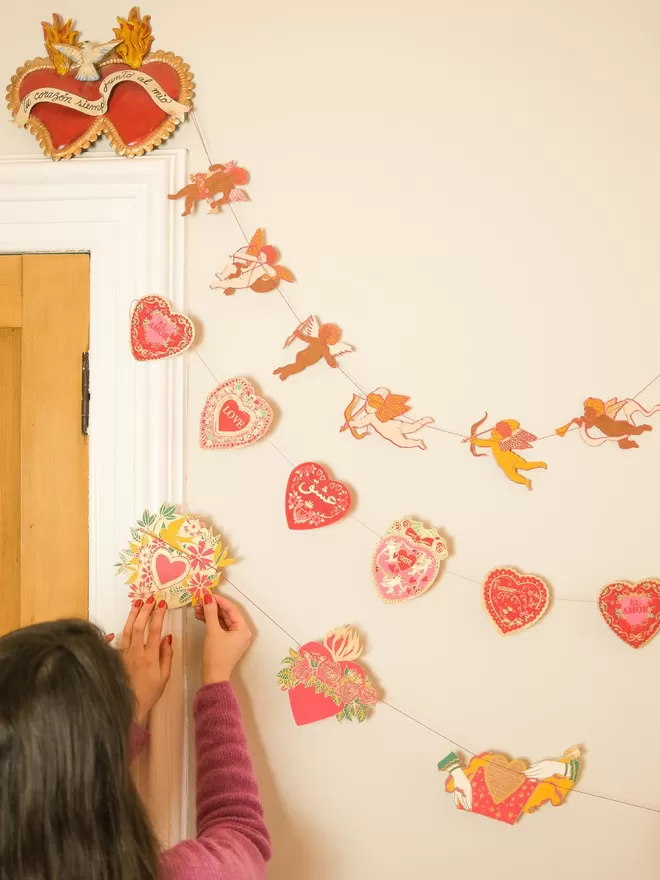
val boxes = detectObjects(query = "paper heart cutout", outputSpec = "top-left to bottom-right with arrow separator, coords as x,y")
200,377 -> 273,450
285,462 -> 352,530
151,549 -> 190,589
130,295 -> 194,361
372,517 -> 448,604
483,756 -> 528,805
288,644 -> 343,726
8,52 -> 193,160
599,580 -> 660,649
483,567 -> 550,635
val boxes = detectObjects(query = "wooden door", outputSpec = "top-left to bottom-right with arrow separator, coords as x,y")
0,254 -> 90,635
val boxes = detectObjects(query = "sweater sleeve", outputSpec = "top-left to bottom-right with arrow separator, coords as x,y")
160,682 -> 271,880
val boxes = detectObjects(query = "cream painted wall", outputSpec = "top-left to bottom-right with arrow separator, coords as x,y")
4,2 -> 660,877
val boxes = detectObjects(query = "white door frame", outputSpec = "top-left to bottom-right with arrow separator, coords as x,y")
0,150 -> 188,846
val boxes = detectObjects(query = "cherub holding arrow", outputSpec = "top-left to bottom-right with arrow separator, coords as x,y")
341,388 -> 434,450
274,315 -> 353,381
210,228 -> 294,295
463,413 -> 547,490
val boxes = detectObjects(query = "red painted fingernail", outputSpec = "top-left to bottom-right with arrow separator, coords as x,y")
146,595 -> 155,605
203,593 -> 213,605
107,633 -> 115,641
134,599 -> 144,608
167,634 -> 173,645
157,600 -> 167,609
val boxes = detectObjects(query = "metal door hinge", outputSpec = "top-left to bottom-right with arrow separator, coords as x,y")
81,352 -> 90,436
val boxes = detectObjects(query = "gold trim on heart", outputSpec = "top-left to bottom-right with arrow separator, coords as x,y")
483,756 -> 528,805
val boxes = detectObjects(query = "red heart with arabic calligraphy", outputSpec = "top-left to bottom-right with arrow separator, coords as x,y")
285,462 -> 352,530
8,52 -> 193,160
599,580 -> 660,649
483,567 -> 550,635
130,296 -> 195,361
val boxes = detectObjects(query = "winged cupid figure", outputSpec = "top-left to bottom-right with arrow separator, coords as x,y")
463,414 -> 547,490
53,40 -> 122,82
274,316 -> 353,381
210,228 -> 295,296
556,396 -> 660,450
340,388 -> 434,450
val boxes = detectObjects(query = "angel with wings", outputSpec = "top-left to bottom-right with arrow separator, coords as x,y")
556,396 -> 660,450
210,229 -> 295,296
53,39 -> 122,82
273,316 -> 353,381
341,388 -> 434,450
463,414 -> 547,490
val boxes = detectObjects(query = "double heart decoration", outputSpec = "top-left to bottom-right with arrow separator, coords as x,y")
7,10 -> 193,159
285,462 -> 352,530
482,567 -> 550,635
130,295 -> 195,361
200,377 -> 274,450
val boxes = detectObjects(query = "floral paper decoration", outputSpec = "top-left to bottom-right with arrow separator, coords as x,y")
278,626 -> 379,726
599,580 -> 660,648
129,295 -> 194,361
285,462 -> 351,530
438,746 -> 581,825
115,503 -> 235,608
340,388 -> 434,450
482,567 -> 550,635
372,517 -> 448,603
8,9 -> 194,160
200,377 -> 273,450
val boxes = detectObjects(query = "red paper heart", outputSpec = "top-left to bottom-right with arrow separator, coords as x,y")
130,295 -> 194,361
151,549 -> 190,590
395,548 -> 418,570
217,398 -> 252,433
288,643 -> 344,725
599,580 -> 660,649
483,567 -> 550,635
10,52 -> 193,159
285,462 -> 352,530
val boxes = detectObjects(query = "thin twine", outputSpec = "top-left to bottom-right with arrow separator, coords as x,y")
189,109 -> 660,444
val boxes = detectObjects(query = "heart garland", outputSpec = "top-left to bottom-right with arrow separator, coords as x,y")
130,295 -> 195,361
200,377 -> 273,450
483,567 -> 550,635
285,462 -> 351,530
599,580 -> 660,649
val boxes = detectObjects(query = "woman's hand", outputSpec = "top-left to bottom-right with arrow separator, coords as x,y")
194,592 -> 252,684
450,768 -> 473,811
524,760 -> 568,781
119,597 -> 174,726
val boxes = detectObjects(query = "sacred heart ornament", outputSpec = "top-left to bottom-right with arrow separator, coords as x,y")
285,462 -> 351,530
372,517 -> 448,603
200,377 -> 273,450
483,567 -> 550,635
599,580 -> 660,649
130,295 -> 195,361
7,11 -> 193,160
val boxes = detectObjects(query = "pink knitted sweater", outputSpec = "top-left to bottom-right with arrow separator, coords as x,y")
130,682 -> 271,879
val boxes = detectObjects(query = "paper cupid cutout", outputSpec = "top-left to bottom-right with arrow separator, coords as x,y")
599,580 -> 660,648
438,746 -> 581,825
286,462 -> 351,530
115,503 -> 235,608
8,11 -> 194,160
464,413 -> 547,490
210,229 -> 294,296
341,387 -> 434,450
200,377 -> 273,450
372,517 -> 448,603
556,397 -> 660,449
483,567 -> 550,635
168,162 -> 249,216
130,295 -> 194,361
274,316 -> 353,381
278,626 -> 379,726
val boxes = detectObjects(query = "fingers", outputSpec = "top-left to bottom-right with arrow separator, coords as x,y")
105,633 -> 115,644
130,596 -> 156,651
159,634 -> 174,683
120,601 -> 142,651
202,591 -> 222,632
214,594 -> 250,634
146,600 -> 168,652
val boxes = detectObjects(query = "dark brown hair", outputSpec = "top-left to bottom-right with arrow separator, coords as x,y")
0,619 -> 160,880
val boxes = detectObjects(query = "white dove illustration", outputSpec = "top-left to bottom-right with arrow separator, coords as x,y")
53,40 -> 122,82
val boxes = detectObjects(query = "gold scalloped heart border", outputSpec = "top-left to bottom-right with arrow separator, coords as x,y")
6,50 -> 194,160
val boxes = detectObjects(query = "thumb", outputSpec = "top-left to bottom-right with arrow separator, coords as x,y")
159,634 -> 174,682
202,592 -> 222,632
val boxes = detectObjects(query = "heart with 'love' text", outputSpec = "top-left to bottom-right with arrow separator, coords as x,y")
130,295 -> 195,361
200,377 -> 273,450
285,462 -> 352,530
483,567 -> 550,635
599,580 -> 660,648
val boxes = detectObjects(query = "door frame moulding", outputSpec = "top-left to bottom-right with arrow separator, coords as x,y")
0,150 -> 188,846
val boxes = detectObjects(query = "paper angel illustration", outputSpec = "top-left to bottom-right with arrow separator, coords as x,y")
556,396 -> 660,450
463,413 -> 547,490
340,388 -> 434,450
210,228 -> 294,296
168,161 -> 249,216
438,746 -> 581,825
274,315 -> 353,381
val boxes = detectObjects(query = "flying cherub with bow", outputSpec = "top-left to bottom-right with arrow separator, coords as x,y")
274,315 -> 353,381
463,414 -> 547,490
341,388 -> 434,450
210,228 -> 294,295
